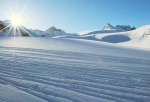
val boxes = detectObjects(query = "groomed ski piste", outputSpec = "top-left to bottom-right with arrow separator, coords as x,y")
0,25 -> 150,102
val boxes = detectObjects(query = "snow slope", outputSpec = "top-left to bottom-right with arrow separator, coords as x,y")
96,25 -> 150,48
121,25 -> 150,48
74,25 -> 150,49
0,37 -> 150,102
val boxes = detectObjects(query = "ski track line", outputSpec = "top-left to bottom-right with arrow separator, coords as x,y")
0,46 -> 150,102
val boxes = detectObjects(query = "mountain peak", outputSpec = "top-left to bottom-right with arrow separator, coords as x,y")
41,26 -> 66,37
103,23 -> 114,30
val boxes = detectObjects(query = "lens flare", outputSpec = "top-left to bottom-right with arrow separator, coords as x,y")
10,14 -> 23,26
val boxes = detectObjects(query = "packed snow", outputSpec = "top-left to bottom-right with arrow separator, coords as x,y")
0,23 -> 150,102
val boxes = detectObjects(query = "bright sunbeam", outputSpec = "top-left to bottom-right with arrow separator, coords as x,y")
1,0 -> 45,47
10,14 -> 23,26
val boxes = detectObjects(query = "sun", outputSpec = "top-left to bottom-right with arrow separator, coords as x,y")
10,14 -> 23,26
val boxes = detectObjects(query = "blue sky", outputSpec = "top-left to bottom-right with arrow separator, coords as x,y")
0,0 -> 150,33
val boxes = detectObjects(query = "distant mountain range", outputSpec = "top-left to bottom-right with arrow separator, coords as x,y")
103,23 -> 136,31
0,20 -> 66,37
0,19 -> 150,49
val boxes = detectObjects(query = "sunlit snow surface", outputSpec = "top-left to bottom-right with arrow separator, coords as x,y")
0,37 -> 150,102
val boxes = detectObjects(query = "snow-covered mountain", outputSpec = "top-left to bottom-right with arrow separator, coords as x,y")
115,25 -> 136,31
0,20 -> 67,38
73,25 -> 150,49
2,20 -> 10,27
103,23 -> 136,32
41,26 -> 66,37
30,29 -> 43,35
0,19 -> 149,49
96,25 -> 150,45
114,25 -> 125,32
103,23 -> 114,30
0,26 -> 40,37
0,20 -> 40,37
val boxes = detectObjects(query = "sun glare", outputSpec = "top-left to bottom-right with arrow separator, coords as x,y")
2,0 -> 38,37
10,14 -> 23,26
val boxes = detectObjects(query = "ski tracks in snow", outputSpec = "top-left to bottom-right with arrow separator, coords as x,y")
0,46 -> 150,102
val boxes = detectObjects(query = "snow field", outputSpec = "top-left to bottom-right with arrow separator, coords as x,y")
0,40 -> 150,102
